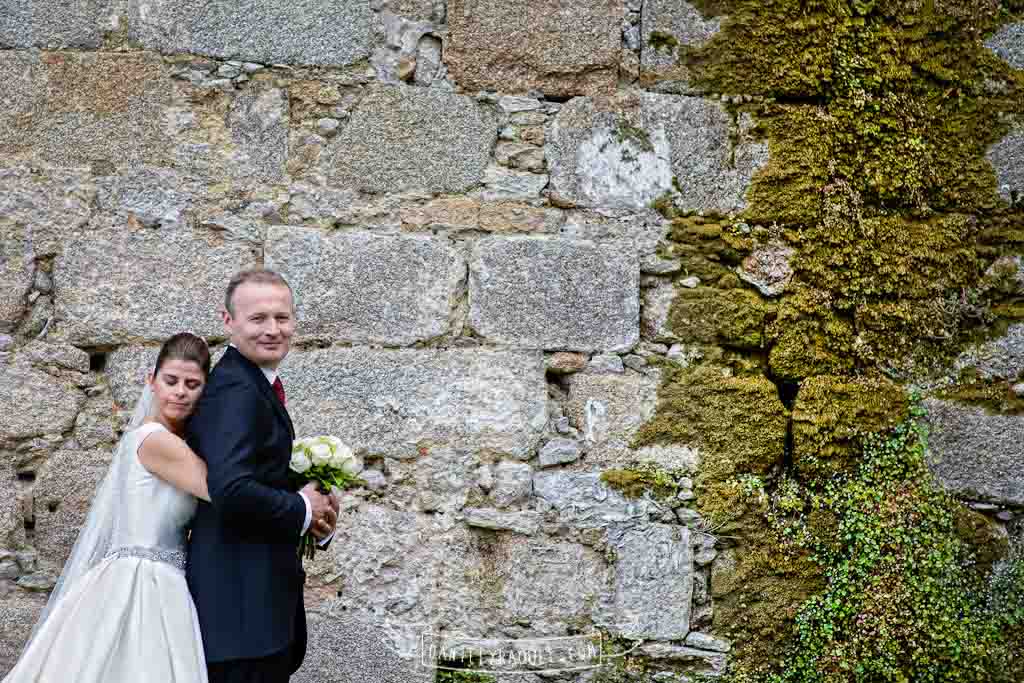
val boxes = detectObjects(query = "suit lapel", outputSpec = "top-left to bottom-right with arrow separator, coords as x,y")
223,346 -> 295,441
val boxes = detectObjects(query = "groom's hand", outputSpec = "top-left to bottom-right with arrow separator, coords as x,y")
300,482 -> 337,540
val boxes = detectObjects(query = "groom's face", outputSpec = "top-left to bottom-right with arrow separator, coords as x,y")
223,281 -> 295,368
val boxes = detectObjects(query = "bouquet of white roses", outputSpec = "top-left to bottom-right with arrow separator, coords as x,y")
290,435 -> 365,559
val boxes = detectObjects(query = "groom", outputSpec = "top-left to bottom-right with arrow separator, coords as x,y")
186,268 -> 338,683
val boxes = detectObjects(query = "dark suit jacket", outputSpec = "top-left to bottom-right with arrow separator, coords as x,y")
185,345 -> 307,671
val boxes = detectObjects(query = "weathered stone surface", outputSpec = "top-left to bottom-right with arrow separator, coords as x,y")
463,507 -> 540,535
0,453 -> 23,550
0,361 -> 84,442
386,447 -> 477,513
533,472 -> 658,530
639,643 -> 727,675
564,372 -> 660,464
585,353 -> 625,374
226,87 -> 289,184
286,348 -> 546,459
471,165 -> 549,203
478,203 -> 562,234
0,593 -> 47,674
0,224 -> 31,333
985,23 -> 1024,70
105,345 -> 159,410
547,94 -> 767,214
924,398 -> 1024,506
0,167 -> 97,271
641,254 -> 682,275
640,0 -> 722,93
96,167 -> 203,228
295,608 -> 432,683
738,240 -> 794,297
490,461 -> 533,508
469,237 -> 639,352
73,393 -> 119,450
129,0 -> 374,66
324,86 -> 498,194
0,52 -> 173,168
54,218 -> 259,345
287,183 -> 399,229
0,0 -> 119,48
989,124 -> 1024,205
610,523 -> 692,640
400,197 -> 480,232
266,228 -> 463,346
370,9 -> 438,85
954,322 -> 1024,381
33,449 -> 112,568
561,210 -> 669,259
445,0 -> 622,97
685,632 -> 731,652
642,281 -> 680,343
22,341 -> 90,374
538,438 -> 583,467
546,352 -> 587,374
312,504 -> 450,629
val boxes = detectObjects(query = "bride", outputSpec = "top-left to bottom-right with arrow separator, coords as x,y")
4,332 -> 214,682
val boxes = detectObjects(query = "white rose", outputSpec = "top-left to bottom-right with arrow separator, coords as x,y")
328,444 -> 354,469
289,452 -> 312,474
310,443 -> 332,466
340,455 -> 364,475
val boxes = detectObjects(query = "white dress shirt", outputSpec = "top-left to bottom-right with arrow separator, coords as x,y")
229,345 -> 334,545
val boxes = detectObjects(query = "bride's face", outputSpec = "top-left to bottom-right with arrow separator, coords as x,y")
148,359 -> 206,423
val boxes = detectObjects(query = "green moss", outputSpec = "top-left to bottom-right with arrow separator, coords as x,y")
600,463 -> 687,501
710,545 -> 825,674
648,30 -> 680,54
767,284 -> 858,380
791,374 -> 908,479
682,1 -> 1020,220
634,364 -> 788,532
613,120 -> 654,153
669,286 -> 775,349
934,378 -> 1024,415
755,417 -> 1016,683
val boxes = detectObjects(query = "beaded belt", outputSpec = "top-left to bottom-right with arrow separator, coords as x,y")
106,546 -> 186,572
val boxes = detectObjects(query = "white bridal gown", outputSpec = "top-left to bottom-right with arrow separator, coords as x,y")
3,422 -> 208,682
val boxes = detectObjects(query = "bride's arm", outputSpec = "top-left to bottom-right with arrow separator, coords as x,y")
138,431 -> 212,502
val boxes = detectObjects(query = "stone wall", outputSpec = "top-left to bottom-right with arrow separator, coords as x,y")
1,1 -> 1023,682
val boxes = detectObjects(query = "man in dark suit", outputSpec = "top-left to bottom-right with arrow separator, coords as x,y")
186,269 -> 338,683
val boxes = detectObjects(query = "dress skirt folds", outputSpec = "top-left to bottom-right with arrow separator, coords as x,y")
2,551 -> 207,682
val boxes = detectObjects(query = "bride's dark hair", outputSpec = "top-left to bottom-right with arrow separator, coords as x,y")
154,333 -> 212,377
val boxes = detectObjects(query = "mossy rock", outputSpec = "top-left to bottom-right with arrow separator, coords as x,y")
669,286 -> 776,349
934,378 -> 1024,415
791,374 -> 909,479
600,463 -> 686,501
767,284 -> 858,380
635,365 -> 787,531
664,216 -> 755,284
710,545 -> 824,674
680,0 -> 1020,221
794,211 -> 980,308
953,505 -> 1010,576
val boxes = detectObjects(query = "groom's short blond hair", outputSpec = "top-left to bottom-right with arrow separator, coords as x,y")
224,269 -> 293,316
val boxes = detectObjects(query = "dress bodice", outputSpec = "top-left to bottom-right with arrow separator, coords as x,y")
109,422 -> 197,554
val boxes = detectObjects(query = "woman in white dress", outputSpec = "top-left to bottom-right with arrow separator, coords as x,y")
4,332 -> 215,682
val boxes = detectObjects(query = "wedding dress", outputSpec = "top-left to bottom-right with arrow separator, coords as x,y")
2,419 -> 207,682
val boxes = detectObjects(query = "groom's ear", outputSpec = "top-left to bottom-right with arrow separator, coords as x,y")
220,307 -> 232,326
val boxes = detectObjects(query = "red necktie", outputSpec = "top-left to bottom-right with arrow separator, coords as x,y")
272,377 -> 286,407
